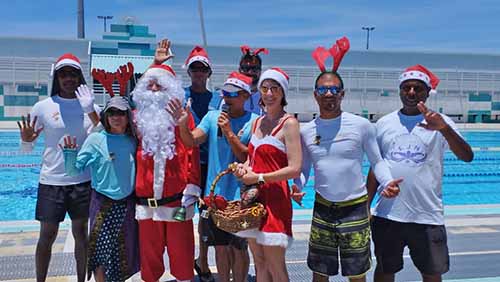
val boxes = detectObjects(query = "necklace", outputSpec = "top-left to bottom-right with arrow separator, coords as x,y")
260,111 -> 286,136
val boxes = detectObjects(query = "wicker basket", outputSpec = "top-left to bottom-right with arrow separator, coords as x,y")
206,163 -> 267,233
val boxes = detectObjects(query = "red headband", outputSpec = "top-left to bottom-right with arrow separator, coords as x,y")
240,45 -> 269,56
311,36 -> 350,72
91,62 -> 135,97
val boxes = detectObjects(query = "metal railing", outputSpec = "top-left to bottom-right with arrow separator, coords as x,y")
1,56 -> 500,122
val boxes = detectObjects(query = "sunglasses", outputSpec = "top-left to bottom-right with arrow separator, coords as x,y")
222,90 -> 240,98
240,65 -> 261,72
189,67 -> 210,73
400,85 -> 427,93
58,70 -> 80,78
107,109 -> 127,116
315,86 -> 342,96
260,85 -> 281,94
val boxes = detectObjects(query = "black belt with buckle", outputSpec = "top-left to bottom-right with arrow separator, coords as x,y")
137,192 -> 183,208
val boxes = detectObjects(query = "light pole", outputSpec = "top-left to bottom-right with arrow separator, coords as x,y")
198,0 -> 208,48
77,0 -> 85,38
362,26 -> 375,50
97,15 -> 113,33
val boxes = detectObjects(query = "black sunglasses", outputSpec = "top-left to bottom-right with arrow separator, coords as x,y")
240,65 -> 261,72
107,109 -> 127,116
189,67 -> 210,73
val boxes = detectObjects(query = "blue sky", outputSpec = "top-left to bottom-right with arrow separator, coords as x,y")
3,0 -> 500,53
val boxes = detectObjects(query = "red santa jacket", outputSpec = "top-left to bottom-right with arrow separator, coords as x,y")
135,114 -> 200,209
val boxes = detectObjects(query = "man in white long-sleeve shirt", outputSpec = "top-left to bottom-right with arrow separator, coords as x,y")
293,70 -> 402,282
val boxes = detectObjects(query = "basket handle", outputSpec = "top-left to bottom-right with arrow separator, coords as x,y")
207,163 -> 238,209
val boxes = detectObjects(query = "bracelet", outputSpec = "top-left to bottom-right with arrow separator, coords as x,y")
258,173 -> 265,185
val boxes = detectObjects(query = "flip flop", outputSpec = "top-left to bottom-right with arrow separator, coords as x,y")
194,259 -> 215,282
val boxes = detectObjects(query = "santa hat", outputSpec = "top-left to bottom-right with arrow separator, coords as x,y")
221,72 -> 253,94
54,53 -> 82,71
50,53 -> 83,76
144,64 -> 176,78
184,46 -> 211,69
50,53 -> 85,96
399,64 -> 440,94
258,68 -> 290,96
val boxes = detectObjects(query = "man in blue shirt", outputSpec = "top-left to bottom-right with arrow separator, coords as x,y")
169,72 -> 258,282
239,45 -> 269,115
155,40 -> 221,281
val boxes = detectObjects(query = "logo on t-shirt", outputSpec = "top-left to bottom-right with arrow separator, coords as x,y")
387,133 -> 427,166
52,112 -> 60,121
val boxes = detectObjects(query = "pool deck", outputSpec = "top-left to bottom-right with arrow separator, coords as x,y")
1,205 -> 500,282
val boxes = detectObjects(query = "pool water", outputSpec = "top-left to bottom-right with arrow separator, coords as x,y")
1,131 -> 499,221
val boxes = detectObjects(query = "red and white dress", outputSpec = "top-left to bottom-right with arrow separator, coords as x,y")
237,116 -> 293,248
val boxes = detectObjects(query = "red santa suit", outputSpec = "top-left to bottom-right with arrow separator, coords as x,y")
132,64 -> 201,282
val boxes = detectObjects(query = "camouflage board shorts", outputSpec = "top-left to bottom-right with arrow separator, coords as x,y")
307,193 -> 371,278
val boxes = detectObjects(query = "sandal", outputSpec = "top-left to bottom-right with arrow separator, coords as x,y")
194,258 -> 215,282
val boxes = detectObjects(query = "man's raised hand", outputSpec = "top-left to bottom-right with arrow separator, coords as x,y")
417,102 -> 448,131
75,84 -> 95,114
17,114 -> 42,142
154,39 -> 174,65
166,98 -> 189,126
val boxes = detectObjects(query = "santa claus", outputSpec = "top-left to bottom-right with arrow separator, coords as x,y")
131,64 -> 201,282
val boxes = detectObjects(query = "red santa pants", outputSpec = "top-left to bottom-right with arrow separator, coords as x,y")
138,219 -> 195,281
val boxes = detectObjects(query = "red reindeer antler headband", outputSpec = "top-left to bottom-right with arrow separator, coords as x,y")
91,62 -> 135,97
115,62 -> 134,96
240,45 -> 269,56
311,36 -> 350,72
92,68 -> 116,97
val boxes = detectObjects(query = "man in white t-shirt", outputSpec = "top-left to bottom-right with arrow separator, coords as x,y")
367,65 -> 473,282
17,53 -> 99,282
293,37 -> 402,282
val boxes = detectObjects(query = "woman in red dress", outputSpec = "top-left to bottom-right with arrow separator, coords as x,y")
235,68 -> 302,282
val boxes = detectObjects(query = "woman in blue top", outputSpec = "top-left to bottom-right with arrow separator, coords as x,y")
62,96 -> 139,282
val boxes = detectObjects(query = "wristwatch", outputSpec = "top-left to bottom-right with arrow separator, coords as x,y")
258,173 -> 266,185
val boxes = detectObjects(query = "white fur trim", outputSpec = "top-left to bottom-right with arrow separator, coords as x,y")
225,78 -> 251,94
183,184 -> 201,197
135,204 -> 195,221
186,55 -> 211,68
145,67 -> 175,79
153,159 -> 166,198
55,58 -> 81,70
235,228 -> 259,239
399,70 -> 431,87
258,69 -> 289,96
429,89 -> 438,95
235,228 -> 293,248
257,232 -> 293,248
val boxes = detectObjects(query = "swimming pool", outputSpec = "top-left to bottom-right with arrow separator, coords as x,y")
1,130 -> 499,221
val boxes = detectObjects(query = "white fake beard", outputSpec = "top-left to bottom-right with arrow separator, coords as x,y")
132,76 -> 184,162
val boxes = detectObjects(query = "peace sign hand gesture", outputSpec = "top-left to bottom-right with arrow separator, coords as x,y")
17,114 -> 43,142
417,102 -> 448,131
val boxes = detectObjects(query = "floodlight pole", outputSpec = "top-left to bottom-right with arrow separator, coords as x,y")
97,15 -> 113,33
198,0 -> 208,48
362,26 -> 375,50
